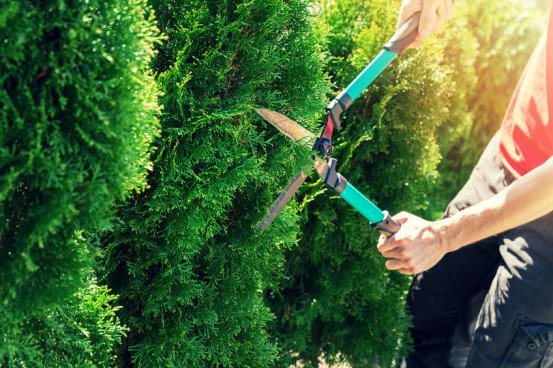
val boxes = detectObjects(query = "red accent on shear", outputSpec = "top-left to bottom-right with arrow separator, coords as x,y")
322,114 -> 334,140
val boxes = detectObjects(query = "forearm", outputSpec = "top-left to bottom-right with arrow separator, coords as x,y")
438,157 -> 553,252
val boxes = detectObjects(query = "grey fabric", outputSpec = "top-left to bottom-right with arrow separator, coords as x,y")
466,212 -> 553,368
403,132 -> 553,368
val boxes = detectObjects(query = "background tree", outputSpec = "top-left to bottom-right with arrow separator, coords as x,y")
0,0 -> 160,365
428,0 -> 545,216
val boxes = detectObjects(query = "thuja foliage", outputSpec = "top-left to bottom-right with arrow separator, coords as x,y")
102,0 -> 329,366
267,0 -> 453,366
428,0 -> 544,214
1,278 -> 127,367
0,0 -> 159,364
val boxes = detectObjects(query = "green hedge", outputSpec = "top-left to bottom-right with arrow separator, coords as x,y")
102,0 -> 330,366
1,279 -> 127,367
0,0 -> 159,365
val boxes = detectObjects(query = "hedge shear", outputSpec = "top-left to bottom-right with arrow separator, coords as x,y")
257,14 -> 421,236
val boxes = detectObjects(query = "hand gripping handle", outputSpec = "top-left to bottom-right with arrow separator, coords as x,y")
384,12 -> 421,55
374,211 -> 401,238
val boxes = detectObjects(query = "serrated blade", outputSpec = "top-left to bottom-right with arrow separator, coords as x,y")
256,108 -> 317,147
256,108 -> 330,229
257,171 -> 308,229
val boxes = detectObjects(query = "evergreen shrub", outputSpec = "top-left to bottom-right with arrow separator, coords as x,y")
1,278 -> 127,367
102,0 -> 330,366
0,0 -> 159,364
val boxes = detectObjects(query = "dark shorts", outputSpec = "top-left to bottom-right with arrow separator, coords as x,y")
404,133 -> 553,368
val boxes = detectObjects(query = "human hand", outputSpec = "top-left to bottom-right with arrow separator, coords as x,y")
397,0 -> 455,48
376,212 -> 449,275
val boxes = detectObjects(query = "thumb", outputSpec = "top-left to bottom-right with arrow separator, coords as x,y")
392,211 -> 411,225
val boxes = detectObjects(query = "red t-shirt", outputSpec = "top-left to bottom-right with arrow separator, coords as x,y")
499,5 -> 553,178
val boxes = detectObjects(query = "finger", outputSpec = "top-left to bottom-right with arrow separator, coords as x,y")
376,236 -> 400,253
435,2 -> 445,31
438,0 -> 454,32
410,38 -> 423,49
381,247 -> 407,260
445,0 -> 454,20
377,234 -> 386,248
398,268 -> 416,275
397,0 -> 423,30
385,258 -> 405,271
419,0 -> 438,40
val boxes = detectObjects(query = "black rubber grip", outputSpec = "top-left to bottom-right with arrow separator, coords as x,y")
374,211 -> 401,237
384,12 -> 421,55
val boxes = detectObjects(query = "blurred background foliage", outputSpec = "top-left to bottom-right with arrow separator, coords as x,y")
426,0 -> 545,217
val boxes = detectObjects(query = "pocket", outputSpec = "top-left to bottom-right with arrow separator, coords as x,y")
499,322 -> 553,368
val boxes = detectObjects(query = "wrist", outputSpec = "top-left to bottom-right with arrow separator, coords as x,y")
431,217 -> 458,254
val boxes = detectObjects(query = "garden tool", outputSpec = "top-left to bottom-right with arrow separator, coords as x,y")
257,13 -> 421,235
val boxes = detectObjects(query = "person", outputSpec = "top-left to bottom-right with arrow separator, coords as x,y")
377,0 -> 553,367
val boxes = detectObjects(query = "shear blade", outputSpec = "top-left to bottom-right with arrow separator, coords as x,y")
257,171 -> 308,229
256,108 -> 316,147
256,108 -> 330,229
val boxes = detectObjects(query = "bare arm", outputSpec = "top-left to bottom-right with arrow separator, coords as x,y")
441,156 -> 553,251
377,156 -> 553,275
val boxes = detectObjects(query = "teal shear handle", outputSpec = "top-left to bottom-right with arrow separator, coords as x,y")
345,51 -> 397,101
326,13 -> 420,126
339,182 -> 400,237
346,12 -> 420,100
318,14 -> 420,235
340,182 -> 385,223
321,159 -> 400,236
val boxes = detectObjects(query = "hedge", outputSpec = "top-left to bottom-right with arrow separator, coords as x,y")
102,0 -> 330,366
0,0 -> 160,365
